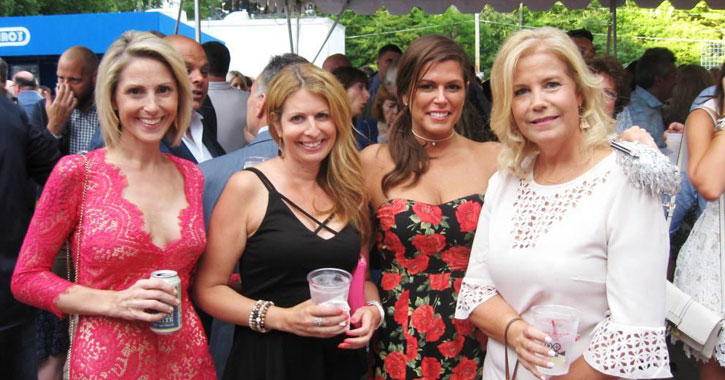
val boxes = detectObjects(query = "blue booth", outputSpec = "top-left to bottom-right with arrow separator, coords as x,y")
0,11 -> 219,86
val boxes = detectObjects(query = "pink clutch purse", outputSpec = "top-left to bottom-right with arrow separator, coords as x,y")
348,255 -> 367,313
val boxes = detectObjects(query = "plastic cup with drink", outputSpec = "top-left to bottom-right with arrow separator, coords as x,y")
665,133 -> 683,165
243,156 -> 268,169
307,268 -> 352,329
531,305 -> 581,376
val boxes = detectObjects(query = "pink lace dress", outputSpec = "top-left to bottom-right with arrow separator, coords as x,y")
11,149 -> 216,380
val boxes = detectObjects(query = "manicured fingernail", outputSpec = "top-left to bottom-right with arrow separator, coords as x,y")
544,336 -> 552,343
339,321 -> 347,327
547,361 -> 554,368
548,350 -> 556,357
541,376 -> 546,380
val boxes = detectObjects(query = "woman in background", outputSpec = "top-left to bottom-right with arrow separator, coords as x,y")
227,70 -> 249,91
665,64 -> 714,126
674,61 -> 725,380
370,84 -> 399,143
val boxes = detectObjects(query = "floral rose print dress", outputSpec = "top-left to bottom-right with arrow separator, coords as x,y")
374,195 -> 486,380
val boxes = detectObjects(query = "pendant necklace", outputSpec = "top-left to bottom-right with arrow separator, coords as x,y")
411,129 -> 455,146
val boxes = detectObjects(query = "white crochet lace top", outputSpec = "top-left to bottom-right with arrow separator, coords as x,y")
455,152 -> 672,379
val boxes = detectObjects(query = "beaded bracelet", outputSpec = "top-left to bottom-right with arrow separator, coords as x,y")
256,300 -> 274,333
249,299 -> 265,331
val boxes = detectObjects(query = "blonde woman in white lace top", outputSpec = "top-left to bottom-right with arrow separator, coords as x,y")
454,27 -> 671,380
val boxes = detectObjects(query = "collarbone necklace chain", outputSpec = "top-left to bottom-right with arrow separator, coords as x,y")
411,128 -> 455,146
537,160 -> 589,184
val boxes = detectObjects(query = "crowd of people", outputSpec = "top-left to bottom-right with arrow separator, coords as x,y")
2,22 -> 725,380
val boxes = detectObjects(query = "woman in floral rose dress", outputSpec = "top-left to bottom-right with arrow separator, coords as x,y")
361,35 -> 499,379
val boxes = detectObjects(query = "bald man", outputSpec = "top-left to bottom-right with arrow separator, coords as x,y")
12,70 -> 43,115
163,35 -> 225,164
29,45 -> 100,155
322,53 -> 351,72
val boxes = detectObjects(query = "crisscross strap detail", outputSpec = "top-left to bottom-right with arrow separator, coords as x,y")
245,167 -> 337,235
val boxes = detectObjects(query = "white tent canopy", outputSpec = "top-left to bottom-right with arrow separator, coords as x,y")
265,0 -> 725,14
195,0 -> 722,60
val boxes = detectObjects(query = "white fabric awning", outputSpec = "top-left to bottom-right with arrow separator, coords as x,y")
268,0 -> 724,14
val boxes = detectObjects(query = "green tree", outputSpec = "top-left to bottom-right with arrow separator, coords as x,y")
333,0 -> 725,76
0,0 -> 43,16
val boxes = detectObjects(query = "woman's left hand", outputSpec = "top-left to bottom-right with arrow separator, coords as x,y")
618,126 -> 658,149
338,305 -> 380,349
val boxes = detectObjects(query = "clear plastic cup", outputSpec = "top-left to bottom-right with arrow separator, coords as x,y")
243,156 -> 268,169
531,305 -> 581,376
666,133 -> 682,165
307,268 -> 352,326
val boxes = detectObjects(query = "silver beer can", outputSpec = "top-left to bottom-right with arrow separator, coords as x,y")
150,270 -> 182,334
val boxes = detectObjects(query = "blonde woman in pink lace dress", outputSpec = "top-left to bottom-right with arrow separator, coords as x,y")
11,31 -> 215,379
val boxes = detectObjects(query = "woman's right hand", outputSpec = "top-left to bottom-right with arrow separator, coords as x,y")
509,321 -> 557,379
108,278 -> 178,322
275,299 -> 349,338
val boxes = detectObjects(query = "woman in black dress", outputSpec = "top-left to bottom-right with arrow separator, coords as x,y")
194,63 -> 382,380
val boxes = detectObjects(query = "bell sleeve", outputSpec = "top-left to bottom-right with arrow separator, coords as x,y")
454,172 -> 501,319
11,155 -> 86,318
582,173 -> 672,378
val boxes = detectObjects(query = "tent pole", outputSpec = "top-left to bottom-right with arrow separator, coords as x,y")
606,2 -> 612,54
312,0 -> 350,64
475,13 -> 480,74
285,0 -> 295,53
519,3 -> 523,29
175,0 -> 184,35
194,0 -> 201,42
612,2 -> 617,56
296,7 -> 301,54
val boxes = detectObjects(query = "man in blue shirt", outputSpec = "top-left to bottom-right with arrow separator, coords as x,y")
627,47 -> 677,151
12,71 -> 43,116
354,44 -> 402,148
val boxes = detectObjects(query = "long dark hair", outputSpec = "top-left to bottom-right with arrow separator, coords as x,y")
715,61 -> 725,112
381,35 -> 470,195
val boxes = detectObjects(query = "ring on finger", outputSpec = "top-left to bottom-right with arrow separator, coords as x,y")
315,316 -> 324,327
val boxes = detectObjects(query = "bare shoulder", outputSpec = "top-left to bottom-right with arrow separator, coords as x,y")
361,143 -> 394,176
361,143 -> 391,166
224,169 -> 266,201
474,140 -> 502,156
686,108 -> 716,130
470,140 -> 501,169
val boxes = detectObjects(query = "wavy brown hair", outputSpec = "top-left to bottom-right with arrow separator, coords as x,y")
381,35 -> 471,195
265,63 -> 372,243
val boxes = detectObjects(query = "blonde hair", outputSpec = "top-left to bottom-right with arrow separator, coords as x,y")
490,27 -> 613,178
95,30 -> 192,148
265,63 -> 372,243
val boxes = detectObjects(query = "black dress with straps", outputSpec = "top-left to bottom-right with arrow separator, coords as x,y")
223,167 -> 366,380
